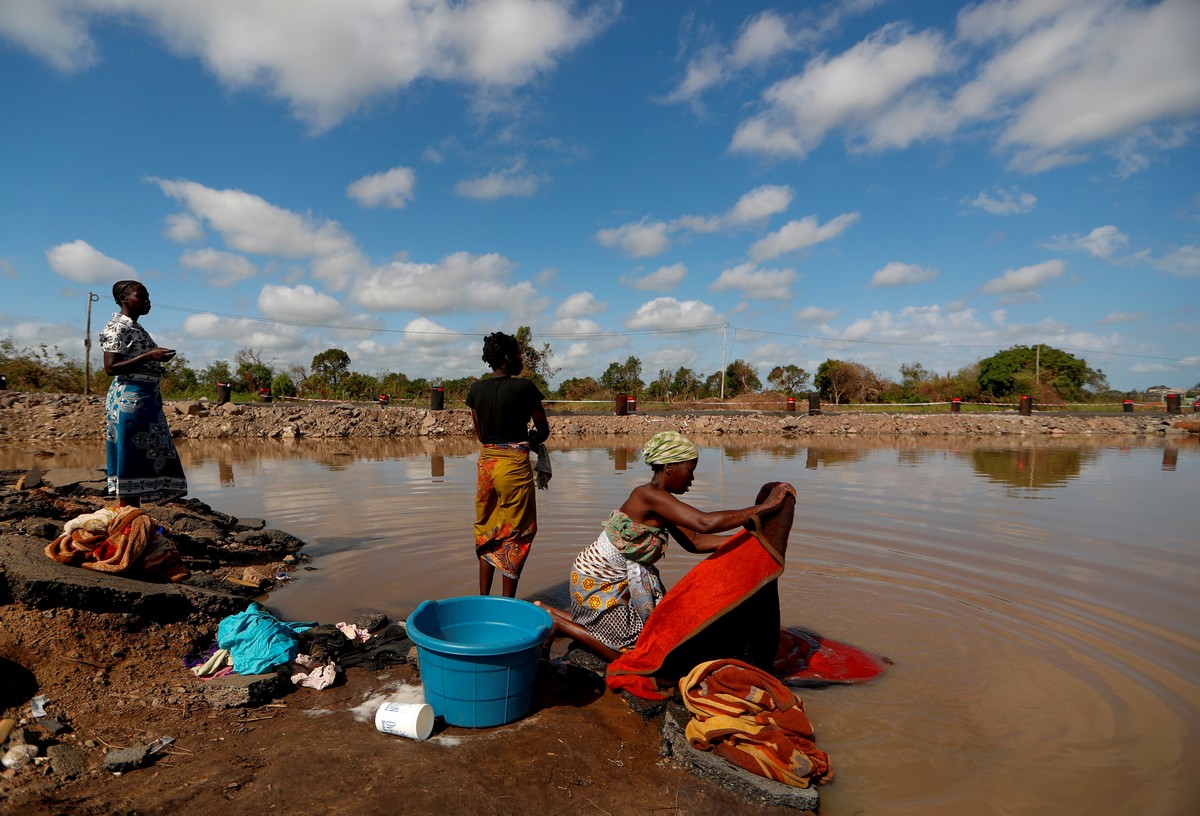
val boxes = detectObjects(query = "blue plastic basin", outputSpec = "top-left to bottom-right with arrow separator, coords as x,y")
406,596 -> 552,728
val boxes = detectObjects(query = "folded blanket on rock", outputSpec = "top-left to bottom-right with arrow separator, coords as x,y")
681,658 -> 833,788
46,505 -> 189,582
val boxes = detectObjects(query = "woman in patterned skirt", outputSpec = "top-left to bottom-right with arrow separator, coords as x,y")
465,331 -> 550,598
99,280 -> 187,506
538,431 -> 793,661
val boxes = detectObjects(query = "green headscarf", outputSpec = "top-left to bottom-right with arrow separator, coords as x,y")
642,431 -> 698,465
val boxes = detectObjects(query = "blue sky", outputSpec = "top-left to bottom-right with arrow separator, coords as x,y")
1,0 -> 1198,393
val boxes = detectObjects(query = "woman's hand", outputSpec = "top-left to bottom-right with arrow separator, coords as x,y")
146,347 -> 176,362
765,483 -> 795,507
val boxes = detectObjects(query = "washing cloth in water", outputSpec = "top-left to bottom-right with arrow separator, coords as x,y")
681,658 -> 833,788
217,603 -> 316,675
46,505 -> 189,582
606,484 -> 794,700
532,442 -> 553,490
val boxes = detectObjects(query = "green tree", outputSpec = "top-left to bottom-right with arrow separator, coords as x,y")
815,359 -> 884,403
271,372 -> 297,398
670,367 -> 703,401
234,347 -> 273,392
724,359 -> 761,397
766,364 -> 810,395
977,345 -> 1102,402
702,370 -> 723,398
559,376 -> 603,400
514,326 -> 558,395
0,340 -> 85,392
646,368 -> 673,401
199,359 -> 233,388
377,371 -> 407,398
338,371 -> 379,401
311,348 -> 351,387
160,354 -> 198,397
600,356 -> 644,395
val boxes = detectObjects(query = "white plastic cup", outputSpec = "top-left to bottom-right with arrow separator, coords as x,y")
374,701 -> 434,740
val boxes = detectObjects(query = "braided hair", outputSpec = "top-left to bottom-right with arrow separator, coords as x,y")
112,280 -> 141,305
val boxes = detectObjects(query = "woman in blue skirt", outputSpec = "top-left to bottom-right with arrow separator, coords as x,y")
99,280 -> 187,505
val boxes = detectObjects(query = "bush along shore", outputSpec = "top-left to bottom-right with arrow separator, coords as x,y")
0,392 -> 1197,443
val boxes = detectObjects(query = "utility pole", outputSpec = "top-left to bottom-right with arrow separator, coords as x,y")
720,323 -> 728,401
1035,343 -> 1040,388
84,292 -> 99,395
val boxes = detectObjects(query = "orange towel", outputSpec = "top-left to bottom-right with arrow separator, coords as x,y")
46,506 -> 189,582
681,658 -> 833,788
606,484 -> 792,700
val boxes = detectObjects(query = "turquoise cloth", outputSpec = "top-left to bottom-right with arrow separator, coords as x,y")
217,603 -> 316,675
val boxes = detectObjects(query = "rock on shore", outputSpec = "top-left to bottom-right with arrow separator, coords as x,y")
0,391 -> 1195,442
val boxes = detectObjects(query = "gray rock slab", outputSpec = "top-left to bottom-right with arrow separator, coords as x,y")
103,743 -> 148,773
47,743 -> 91,778
200,672 -> 282,709
660,702 -> 819,812
0,534 -> 247,620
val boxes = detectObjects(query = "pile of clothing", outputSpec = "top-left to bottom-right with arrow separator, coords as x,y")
45,505 -> 189,582
186,603 -> 412,691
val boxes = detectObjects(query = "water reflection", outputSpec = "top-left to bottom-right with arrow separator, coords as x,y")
1163,446 -> 1179,472
969,447 -> 1096,492
431,454 -> 444,480
805,446 -> 868,469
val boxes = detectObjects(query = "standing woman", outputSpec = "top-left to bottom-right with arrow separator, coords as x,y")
465,332 -> 550,598
99,280 -> 188,506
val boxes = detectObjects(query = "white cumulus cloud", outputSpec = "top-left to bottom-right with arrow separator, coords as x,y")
3,0 -> 614,131
182,313 -> 306,350
46,240 -> 136,283
556,291 -> 603,319
749,212 -> 859,261
258,283 -> 345,323
625,297 -> 719,330
347,167 -> 416,209
795,306 -> 838,324
870,261 -> 938,287
963,186 -> 1037,215
351,251 -> 537,313
982,259 -> 1065,294
710,263 -> 797,299
594,220 -> 671,258
623,263 -> 687,292
456,166 -> 540,200
180,248 -> 257,286
1043,225 -> 1129,259
153,178 -> 366,289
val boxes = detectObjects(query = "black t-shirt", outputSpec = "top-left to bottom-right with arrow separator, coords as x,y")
465,376 -> 544,444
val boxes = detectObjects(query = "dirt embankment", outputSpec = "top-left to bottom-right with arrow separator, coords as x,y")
1,392 -> 1195,443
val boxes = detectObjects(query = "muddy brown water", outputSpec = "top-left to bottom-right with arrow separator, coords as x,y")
4,435 -> 1197,815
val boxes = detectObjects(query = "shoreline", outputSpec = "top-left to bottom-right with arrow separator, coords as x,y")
2,391 -> 1197,443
